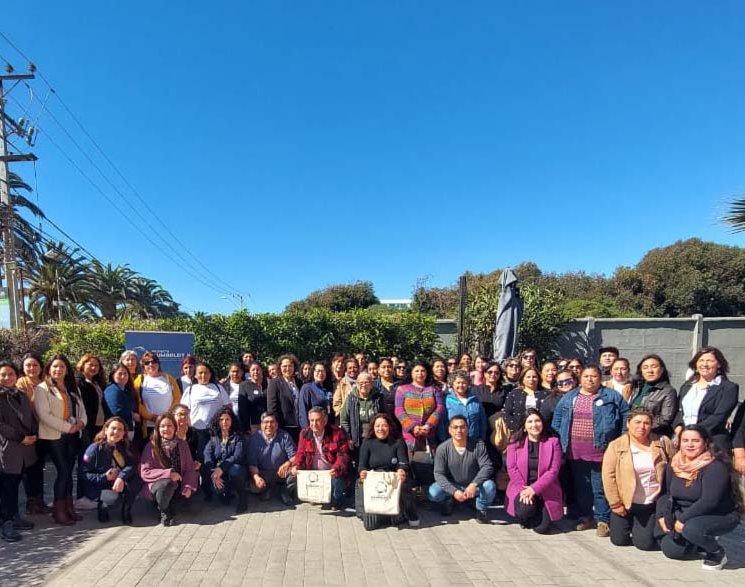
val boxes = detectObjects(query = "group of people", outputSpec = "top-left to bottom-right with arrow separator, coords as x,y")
0,346 -> 743,570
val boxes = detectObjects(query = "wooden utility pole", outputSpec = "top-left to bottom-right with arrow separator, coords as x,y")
457,274 -> 468,357
0,69 -> 37,329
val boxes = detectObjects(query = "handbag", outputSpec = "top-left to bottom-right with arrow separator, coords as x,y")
363,471 -> 401,516
296,469 -> 332,504
490,412 -> 510,453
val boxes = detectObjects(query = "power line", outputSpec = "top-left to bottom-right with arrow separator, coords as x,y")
0,30 -> 243,298
4,92 -> 235,298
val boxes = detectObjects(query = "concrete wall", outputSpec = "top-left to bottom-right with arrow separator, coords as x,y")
436,315 -> 745,398
553,315 -> 745,397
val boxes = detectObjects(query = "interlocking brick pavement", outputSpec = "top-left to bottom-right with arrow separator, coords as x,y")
3,496 -> 743,586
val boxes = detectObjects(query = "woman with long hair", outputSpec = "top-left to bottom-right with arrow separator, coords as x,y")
16,353 -> 48,515
503,367 -> 548,432
33,354 -> 87,525
673,347 -> 739,452
505,409 -> 563,534
625,355 -> 677,436
0,361 -> 37,542
657,425 -> 741,570
140,413 -> 197,526
203,407 -> 248,513
82,416 -> 141,524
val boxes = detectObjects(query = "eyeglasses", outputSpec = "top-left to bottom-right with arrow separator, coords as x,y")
556,379 -> 574,387
143,360 -> 158,366
486,370 -> 500,375
447,362 -> 457,366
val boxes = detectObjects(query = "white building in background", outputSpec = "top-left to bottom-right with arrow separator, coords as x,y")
380,298 -> 412,310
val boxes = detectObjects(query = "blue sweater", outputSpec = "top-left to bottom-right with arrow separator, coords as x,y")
246,429 -> 297,472
102,383 -> 135,431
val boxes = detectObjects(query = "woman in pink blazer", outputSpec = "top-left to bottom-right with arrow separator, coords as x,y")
506,408 -> 563,533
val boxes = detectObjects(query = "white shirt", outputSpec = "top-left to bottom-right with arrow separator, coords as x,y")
681,377 -> 720,425
228,381 -> 241,415
630,443 -> 660,505
141,375 -> 173,423
182,383 -> 231,430
525,393 -> 538,410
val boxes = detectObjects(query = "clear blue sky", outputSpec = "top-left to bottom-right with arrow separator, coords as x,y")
3,1 -> 745,314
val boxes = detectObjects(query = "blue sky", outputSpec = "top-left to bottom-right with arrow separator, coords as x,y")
3,1 -> 745,314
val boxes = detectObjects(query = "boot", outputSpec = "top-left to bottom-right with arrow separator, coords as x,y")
65,496 -> 83,521
236,490 -> 249,514
121,500 -> 133,525
97,502 -> 109,523
52,500 -> 74,526
25,497 -> 44,515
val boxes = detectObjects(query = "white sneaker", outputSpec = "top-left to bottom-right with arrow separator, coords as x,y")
408,519 -> 421,527
74,497 -> 98,510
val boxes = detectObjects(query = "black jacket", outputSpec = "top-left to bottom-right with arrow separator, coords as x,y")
674,379 -> 739,450
503,387 -> 548,432
731,400 -> 745,450
237,380 -> 266,431
76,373 -> 104,437
267,376 -> 303,429
472,384 -> 506,419
0,386 -> 38,474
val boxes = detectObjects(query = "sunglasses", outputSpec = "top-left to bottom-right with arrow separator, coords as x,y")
486,370 -> 500,375
447,362 -> 457,366
143,360 -> 158,366
557,379 -> 574,387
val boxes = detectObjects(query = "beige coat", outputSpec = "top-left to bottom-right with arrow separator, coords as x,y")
34,381 -> 87,441
332,378 -> 354,416
602,433 -> 672,510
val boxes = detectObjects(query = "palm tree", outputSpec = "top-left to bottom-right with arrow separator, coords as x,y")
0,171 -> 43,270
723,197 -> 745,232
86,261 -> 138,319
123,277 -> 182,319
26,241 -> 95,323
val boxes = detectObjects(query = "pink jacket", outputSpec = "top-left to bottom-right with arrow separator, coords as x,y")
139,439 -> 198,499
506,435 -> 563,521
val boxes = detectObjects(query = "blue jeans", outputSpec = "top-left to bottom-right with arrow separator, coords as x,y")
428,480 -> 496,512
569,459 -> 610,523
212,463 -> 248,497
660,513 -> 740,558
330,478 -> 345,503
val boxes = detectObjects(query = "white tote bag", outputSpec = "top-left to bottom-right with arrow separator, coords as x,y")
297,470 -> 333,504
363,471 -> 401,516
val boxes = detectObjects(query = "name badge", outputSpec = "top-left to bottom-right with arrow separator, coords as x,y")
595,399 -> 603,407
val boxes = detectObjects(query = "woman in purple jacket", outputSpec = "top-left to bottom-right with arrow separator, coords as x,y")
140,413 -> 198,526
506,409 -> 563,534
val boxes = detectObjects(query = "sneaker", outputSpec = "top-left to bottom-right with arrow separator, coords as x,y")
702,549 -> 727,571
160,511 -> 172,527
1,520 -> 21,542
575,518 -> 596,532
408,511 -> 420,527
476,509 -> 489,524
74,496 -> 98,511
440,500 -> 455,516
596,521 -> 610,538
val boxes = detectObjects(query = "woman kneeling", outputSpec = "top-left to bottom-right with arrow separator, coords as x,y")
357,413 -> 418,530
140,414 -> 197,526
505,409 -> 563,533
82,417 -> 142,524
602,408 -> 672,551
657,425 -> 741,570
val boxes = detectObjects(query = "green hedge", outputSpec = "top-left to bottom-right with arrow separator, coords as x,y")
2,309 -> 439,376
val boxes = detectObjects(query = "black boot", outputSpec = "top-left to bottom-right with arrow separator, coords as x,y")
97,502 -> 110,523
121,502 -> 133,525
236,491 -> 248,514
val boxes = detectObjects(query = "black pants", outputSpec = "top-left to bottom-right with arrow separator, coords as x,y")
609,503 -> 658,551
660,512 -> 740,558
248,470 -> 297,495
355,478 -> 417,531
22,443 -> 45,500
99,476 -> 142,510
0,472 -> 22,523
514,496 -> 552,534
193,429 -> 212,496
40,434 -> 79,500
151,479 -> 180,513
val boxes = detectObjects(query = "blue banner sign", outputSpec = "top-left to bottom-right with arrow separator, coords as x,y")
124,331 -> 195,378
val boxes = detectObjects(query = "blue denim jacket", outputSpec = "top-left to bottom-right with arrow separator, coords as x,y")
552,387 -> 629,453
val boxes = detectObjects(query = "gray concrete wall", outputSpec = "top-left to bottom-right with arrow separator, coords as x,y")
436,315 -> 745,398
553,315 -> 745,398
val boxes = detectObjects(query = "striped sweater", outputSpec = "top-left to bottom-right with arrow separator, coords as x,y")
394,384 -> 445,449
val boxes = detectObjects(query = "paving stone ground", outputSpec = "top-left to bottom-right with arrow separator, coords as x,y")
2,495 -> 744,587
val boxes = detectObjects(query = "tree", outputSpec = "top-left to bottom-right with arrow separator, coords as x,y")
621,239 -> 745,317
286,281 -> 379,313
722,196 -> 745,232
0,171 -> 44,269
86,261 -> 138,319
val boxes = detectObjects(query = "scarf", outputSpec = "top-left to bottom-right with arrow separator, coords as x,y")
671,450 -> 714,487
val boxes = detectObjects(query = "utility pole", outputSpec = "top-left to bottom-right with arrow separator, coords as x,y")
0,66 -> 37,330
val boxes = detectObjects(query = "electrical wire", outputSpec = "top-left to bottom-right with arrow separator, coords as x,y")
1,30 -> 243,297
1,30 -> 245,300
